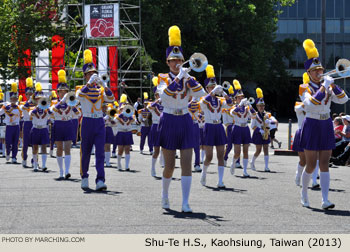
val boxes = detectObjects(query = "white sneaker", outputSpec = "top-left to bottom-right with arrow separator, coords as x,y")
321,200 -> 335,210
81,178 -> 89,190
162,198 -> 170,209
49,150 -> 53,157
96,180 -> 107,191
151,169 -> 156,177
235,162 -> 242,168
264,167 -> 270,172
250,162 -> 256,171
301,196 -> 309,207
22,160 -> 27,167
140,150 -> 144,154
112,153 -> 117,158
200,173 -> 206,186
224,160 -> 227,167
217,182 -> 226,188
181,203 -> 193,213
230,163 -> 235,175
12,158 -> 17,164
243,171 -> 250,177
6,155 -> 10,162
194,165 -> 202,172
295,175 -> 301,186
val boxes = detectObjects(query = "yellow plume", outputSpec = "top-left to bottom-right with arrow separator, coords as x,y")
58,69 -> 66,83
107,103 -> 113,109
256,88 -> 263,98
11,82 -> 18,93
152,77 -> 159,86
303,72 -> 310,84
143,92 -> 148,100
205,65 -> 215,78
233,79 -> 241,90
168,25 -> 181,46
120,94 -> 127,103
303,39 -> 319,59
84,49 -> 93,64
228,85 -> 234,95
35,82 -> 42,92
26,77 -> 33,88
19,95 -> 23,102
51,91 -> 57,98
114,101 -> 119,107
0,93 -> 3,100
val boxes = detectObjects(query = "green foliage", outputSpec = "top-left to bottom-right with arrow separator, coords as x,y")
0,0 -> 83,82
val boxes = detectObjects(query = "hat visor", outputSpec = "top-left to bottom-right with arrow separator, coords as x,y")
308,66 -> 324,72
57,87 -> 69,91
167,56 -> 184,61
84,68 -> 98,74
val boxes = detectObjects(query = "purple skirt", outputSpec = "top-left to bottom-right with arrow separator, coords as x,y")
158,112 -> 195,150
53,120 -> 74,142
150,124 -> 161,147
105,127 -> 114,144
30,128 -> 50,145
203,123 -> 227,146
300,117 -> 335,151
199,128 -> 204,146
292,128 -> 304,152
193,123 -> 200,147
116,131 -> 133,146
232,125 -> 252,145
252,128 -> 271,145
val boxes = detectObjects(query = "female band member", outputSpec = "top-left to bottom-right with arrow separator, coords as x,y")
104,103 -> 118,167
250,88 -> 272,172
200,65 -> 233,188
157,26 -> 206,212
229,80 -> 256,177
299,39 -> 348,209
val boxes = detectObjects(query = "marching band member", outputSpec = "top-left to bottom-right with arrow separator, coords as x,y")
49,91 -> 59,157
200,65 -> 233,188
115,94 -> 134,170
0,91 -> 6,157
0,83 -> 21,163
222,86 -> 235,166
250,88 -> 272,172
20,77 -> 35,167
229,80 -> 256,177
294,101 -> 306,186
138,92 -> 153,154
111,101 -> 119,158
51,70 -> 80,180
29,83 -> 52,171
198,110 -> 205,164
148,78 -> 164,177
188,96 -> 202,172
104,103 -> 118,167
18,95 -> 24,149
157,26 -> 206,212
299,39 -> 348,209
76,49 -> 114,190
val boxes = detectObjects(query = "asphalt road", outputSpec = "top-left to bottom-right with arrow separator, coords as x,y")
0,122 -> 349,234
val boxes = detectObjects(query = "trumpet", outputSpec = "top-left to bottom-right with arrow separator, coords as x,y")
248,97 -> 255,105
107,107 -> 118,118
101,73 -> 109,83
38,97 -> 50,110
122,104 -> 135,118
176,52 -> 208,73
66,91 -> 79,107
319,58 -> 350,80
222,81 -> 231,90
262,114 -> 270,140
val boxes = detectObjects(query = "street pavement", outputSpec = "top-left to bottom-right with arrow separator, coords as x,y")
0,122 -> 349,234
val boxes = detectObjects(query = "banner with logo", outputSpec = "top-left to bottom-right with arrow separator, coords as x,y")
84,4 -> 119,38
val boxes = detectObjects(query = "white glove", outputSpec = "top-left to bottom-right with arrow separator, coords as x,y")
322,75 -> 334,90
87,73 -> 98,85
239,98 -> 247,106
61,93 -> 68,103
176,67 -> 188,80
259,128 -> 265,135
212,85 -> 223,95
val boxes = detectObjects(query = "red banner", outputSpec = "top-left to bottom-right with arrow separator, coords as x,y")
108,46 -> 118,99
51,35 -> 65,90
88,47 -> 97,68
18,49 -> 31,100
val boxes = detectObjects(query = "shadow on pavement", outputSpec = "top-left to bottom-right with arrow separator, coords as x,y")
83,189 -> 122,196
163,209 -> 227,226
310,207 -> 350,216
204,185 -> 247,193
234,175 -> 266,180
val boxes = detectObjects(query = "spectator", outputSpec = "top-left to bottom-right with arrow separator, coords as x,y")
134,97 -> 144,123
333,117 -> 344,143
269,115 -> 282,149
332,113 -> 338,121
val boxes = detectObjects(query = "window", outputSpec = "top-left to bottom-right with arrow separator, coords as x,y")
344,44 -> 350,60
316,0 -> 322,17
335,0 -> 343,18
277,20 -> 303,34
345,0 -> 350,18
298,0 -> 306,18
326,20 -> 340,33
344,20 -> 350,33
307,20 -> 321,34
289,3 -> 297,17
279,6 -> 288,18
326,0 -> 335,18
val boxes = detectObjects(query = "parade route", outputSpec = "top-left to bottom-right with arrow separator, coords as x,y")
0,123 -> 349,234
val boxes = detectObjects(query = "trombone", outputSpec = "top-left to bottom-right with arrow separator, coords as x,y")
38,97 -> 50,110
122,104 -> 135,118
319,58 -> 350,80
107,107 -> 118,119
66,91 -> 79,107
